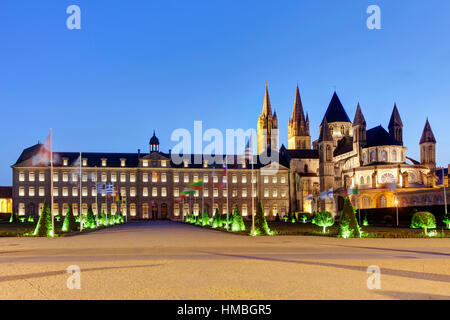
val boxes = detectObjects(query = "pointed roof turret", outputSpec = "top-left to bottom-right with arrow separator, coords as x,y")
305,112 -> 309,123
262,82 -> 272,116
319,118 -> 333,142
150,130 -> 159,145
323,92 -> 351,123
388,103 -> 403,128
420,118 -> 436,144
291,83 -> 306,123
353,103 -> 366,126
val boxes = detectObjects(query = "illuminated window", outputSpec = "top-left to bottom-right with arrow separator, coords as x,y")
273,189 -> 278,197
193,203 -> 199,215
213,175 -> 218,183
39,172 -> 45,182
381,151 -> 387,162
194,190 -> 199,198
130,173 -> 136,183
242,188 -> 247,197
82,203 -> 88,215
18,203 -> 25,216
63,187 -> 68,197
203,160 -> 208,168
174,188 -> 179,197
232,189 -> 237,197
82,173 -> 88,182
29,172 -> 35,182
281,190 -> 286,198
203,189 -> 209,197
203,175 -> 209,183
72,187 -> 78,197
120,187 -> 126,196
53,173 -> 59,182
143,187 -> 148,197
264,176 -> 269,184
223,189 -> 228,198
264,188 -> 269,198
28,187 -> 35,197
222,204 -> 228,215
120,173 -> 126,182
242,204 -> 248,216
72,173 -> 78,182
130,187 -> 136,197
232,175 -> 237,183
161,187 -> 167,197
91,187 -> 96,197
111,173 -> 117,182
161,160 -> 167,167
193,175 -> 198,182
143,160 -> 148,167
152,172 -> 158,183
82,158 -> 87,167
82,187 -> 88,197
53,203 -> 59,216
213,188 -> 218,197
101,158 -> 107,167
62,172 -> 69,182
242,175 -> 247,183
19,172 -> 25,182
39,187 -> 45,197
280,176 -> 286,184
19,187 -> 25,196
174,203 -> 180,216
183,160 -> 189,168
53,187 -> 59,197
222,176 -> 227,184
120,158 -> 126,167
63,158 -> 68,166
101,172 -> 107,182
142,173 -> 148,182
63,203 -> 68,216
272,176 -> 277,184
152,187 -> 157,197
174,175 -> 179,183
130,203 -> 136,216
161,173 -> 167,183
184,174 -> 189,183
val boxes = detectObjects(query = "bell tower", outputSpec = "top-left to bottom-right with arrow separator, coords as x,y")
257,83 -> 278,155
288,83 -> 311,150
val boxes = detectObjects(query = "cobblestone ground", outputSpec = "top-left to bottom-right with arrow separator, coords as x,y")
0,221 -> 449,300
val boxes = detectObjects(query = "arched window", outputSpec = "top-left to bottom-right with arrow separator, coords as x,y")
362,197 -> 370,209
341,126 -> 345,135
381,151 -> 387,162
380,196 -> 387,208
304,164 -> 309,173
363,153 -> 367,164
370,151 -> 376,162
360,176 -> 365,185
393,150 -> 397,161
330,127 -> 334,136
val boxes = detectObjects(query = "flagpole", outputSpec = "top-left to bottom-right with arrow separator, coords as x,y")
212,168 -> 215,218
95,166 -> 98,226
79,152 -> 83,231
443,168 -> 447,215
50,128 -> 54,236
251,133 -> 255,236
226,155 -> 229,231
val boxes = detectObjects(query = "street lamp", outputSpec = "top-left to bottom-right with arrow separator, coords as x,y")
395,197 -> 399,227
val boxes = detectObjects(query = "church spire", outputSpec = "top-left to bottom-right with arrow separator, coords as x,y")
292,82 -> 306,123
353,103 -> 366,126
388,103 -> 403,145
319,118 -> 333,142
262,82 -> 272,116
420,118 -> 436,144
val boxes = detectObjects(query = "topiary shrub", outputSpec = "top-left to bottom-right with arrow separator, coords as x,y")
362,215 -> 369,227
231,205 -> 245,232
212,209 -> 222,228
252,200 -> 271,236
9,212 -> 18,223
195,213 -> 202,225
201,210 -> 210,227
62,204 -> 77,232
312,211 -> 334,233
338,197 -> 361,238
33,200 -> 53,237
282,215 -> 288,222
84,206 -> 97,229
99,210 -> 107,226
443,213 -> 450,229
410,211 -> 436,235
55,215 -> 61,222
27,214 -> 35,223
19,216 -> 26,223
300,214 -> 308,224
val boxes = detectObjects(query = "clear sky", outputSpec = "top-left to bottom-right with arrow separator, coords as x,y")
1,0 -> 449,185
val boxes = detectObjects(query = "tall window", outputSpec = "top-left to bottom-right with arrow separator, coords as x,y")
381,151 -> 387,162
393,150 -> 397,161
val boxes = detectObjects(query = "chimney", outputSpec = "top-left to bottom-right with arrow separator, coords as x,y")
138,149 -> 141,158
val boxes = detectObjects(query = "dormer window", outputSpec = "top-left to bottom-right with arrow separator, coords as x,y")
161,160 -> 167,167
82,158 -> 87,167
63,158 -> 69,166
203,160 -> 208,168
101,158 -> 107,167
183,159 -> 189,168
120,158 -> 126,167
143,160 -> 148,167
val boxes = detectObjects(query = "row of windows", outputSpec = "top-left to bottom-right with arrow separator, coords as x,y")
17,202 -> 287,217
18,186 -> 287,199
61,158 -> 169,168
363,150 -> 404,164
18,171 -> 287,184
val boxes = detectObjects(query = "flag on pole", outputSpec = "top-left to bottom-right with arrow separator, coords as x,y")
244,137 -> 253,161
121,195 -> 127,203
347,186 -> 359,195
189,180 -> 203,190
306,193 -> 313,201
320,188 -> 334,200
32,135 -> 52,166
106,183 -> 114,196
181,189 -> 195,196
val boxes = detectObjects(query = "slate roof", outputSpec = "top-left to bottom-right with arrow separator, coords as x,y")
388,104 -> 403,128
334,136 -> 354,157
13,144 -> 288,170
366,125 -> 402,147
419,119 -> 436,144
319,118 -> 333,142
322,92 -> 351,123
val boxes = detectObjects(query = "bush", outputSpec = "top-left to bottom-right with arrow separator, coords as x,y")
338,197 -> 361,238
212,209 -> 222,228
252,200 -> 271,236
100,210 -> 107,226
443,213 -> 450,229
312,211 -> 334,233
33,200 -> 53,237
362,215 -> 369,227
201,210 -> 210,227
19,216 -> 26,223
62,204 -> 77,232
221,213 -> 231,229
299,214 -> 308,224
231,205 -> 245,232
9,212 -> 18,223
27,214 -> 35,223
84,206 -> 97,229
411,211 -> 436,235
55,215 -> 61,222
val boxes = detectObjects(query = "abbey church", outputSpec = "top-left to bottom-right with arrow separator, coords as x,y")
258,83 -> 445,215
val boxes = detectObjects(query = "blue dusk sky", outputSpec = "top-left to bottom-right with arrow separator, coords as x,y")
1,0 -> 449,185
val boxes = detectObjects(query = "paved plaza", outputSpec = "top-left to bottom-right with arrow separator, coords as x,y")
0,222 -> 449,300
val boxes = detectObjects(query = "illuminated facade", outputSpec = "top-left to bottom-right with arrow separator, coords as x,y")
0,187 -> 12,214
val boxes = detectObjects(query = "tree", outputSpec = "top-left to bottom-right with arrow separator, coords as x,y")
84,205 -> 97,229
33,200 -> 53,237
443,213 -> 450,229
299,214 -> 308,224
231,205 -> 245,232
253,200 -> 271,235
212,209 -> 222,228
411,211 -> 436,235
27,214 -> 35,223
62,204 -> 77,232
312,211 -> 334,233
98,210 -> 107,226
338,197 -> 361,238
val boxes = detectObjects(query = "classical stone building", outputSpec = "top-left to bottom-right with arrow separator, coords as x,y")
11,84 -> 448,219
